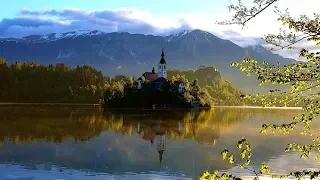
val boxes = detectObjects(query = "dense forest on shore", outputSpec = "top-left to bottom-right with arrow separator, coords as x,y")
0,58 -> 104,103
0,58 -> 302,106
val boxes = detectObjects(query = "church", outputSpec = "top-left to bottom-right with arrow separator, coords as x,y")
136,48 -> 186,92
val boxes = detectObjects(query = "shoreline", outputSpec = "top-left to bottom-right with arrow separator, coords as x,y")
0,103 -> 303,110
213,105 -> 302,109
0,102 -> 101,106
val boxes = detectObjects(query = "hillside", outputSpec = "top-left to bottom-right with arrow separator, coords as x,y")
167,66 -> 245,105
0,29 -> 296,92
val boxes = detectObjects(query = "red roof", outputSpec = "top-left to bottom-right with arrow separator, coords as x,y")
142,72 -> 158,81
173,80 -> 184,85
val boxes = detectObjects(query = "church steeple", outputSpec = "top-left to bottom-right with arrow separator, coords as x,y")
155,132 -> 166,169
158,149 -> 164,168
160,48 -> 166,64
158,48 -> 167,79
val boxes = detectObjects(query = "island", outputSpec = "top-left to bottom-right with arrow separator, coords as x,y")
102,49 -> 212,109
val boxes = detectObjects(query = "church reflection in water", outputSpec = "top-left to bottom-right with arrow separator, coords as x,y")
0,106 -> 307,178
136,121 -> 167,167
0,107 -> 264,167
129,109 -> 229,166
155,132 -> 166,168
0,107 -> 250,147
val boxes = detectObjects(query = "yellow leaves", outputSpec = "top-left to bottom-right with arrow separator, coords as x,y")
221,149 -> 229,160
213,170 -> 219,176
240,150 -> 246,159
199,171 -> 210,180
230,62 -> 239,67
301,153 -> 308,159
199,170 -> 235,180
259,82 -> 264,87
260,162 -> 271,174
228,155 -> 235,164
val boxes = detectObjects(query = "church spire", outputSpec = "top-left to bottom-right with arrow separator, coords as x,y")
158,149 -> 164,168
159,48 -> 166,64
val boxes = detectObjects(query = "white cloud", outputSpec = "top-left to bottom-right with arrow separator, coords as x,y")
1,0 -> 320,60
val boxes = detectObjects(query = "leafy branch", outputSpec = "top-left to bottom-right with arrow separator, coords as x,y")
202,0 -> 320,179
217,0 -> 281,27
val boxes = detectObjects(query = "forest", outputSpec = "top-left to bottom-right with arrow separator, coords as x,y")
0,58 -> 298,106
0,58 -> 104,103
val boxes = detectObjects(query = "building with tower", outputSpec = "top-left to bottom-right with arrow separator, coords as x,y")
158,48 -> 167,79
136,48 -> 168,90
134,48 -> 186,93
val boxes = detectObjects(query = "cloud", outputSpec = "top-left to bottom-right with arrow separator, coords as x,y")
0,8 -> 168,37
1,1 -> 319,61
0,8 -> 239,39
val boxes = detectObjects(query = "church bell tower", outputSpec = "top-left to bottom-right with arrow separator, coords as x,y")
158,48 -> 167,79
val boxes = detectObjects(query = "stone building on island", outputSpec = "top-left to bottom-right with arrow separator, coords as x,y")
136,48 -> 186,93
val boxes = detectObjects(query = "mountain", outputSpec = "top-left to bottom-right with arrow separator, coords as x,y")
0,29 -> 296,92
244,44 -> 295,64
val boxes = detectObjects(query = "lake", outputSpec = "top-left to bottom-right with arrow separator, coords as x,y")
0,106 -> 319,180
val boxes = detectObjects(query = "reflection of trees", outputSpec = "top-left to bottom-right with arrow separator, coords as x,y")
0,106 -> 301,145
103,108 -> 252,146
0,107 -> 107,144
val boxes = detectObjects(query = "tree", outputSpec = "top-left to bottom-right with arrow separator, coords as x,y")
201,0 -> 320,179
189,79 -> 201,98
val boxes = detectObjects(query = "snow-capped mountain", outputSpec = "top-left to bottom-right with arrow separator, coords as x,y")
246,44 -> 267,54
0,30 -> 106,43
244,44 -> 295,64
0,29 -> 246,63
0,29 -> 296,91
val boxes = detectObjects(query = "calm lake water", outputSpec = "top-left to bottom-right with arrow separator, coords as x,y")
0,106 -> 319,180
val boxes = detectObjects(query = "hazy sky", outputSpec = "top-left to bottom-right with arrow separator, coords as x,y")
0,0 -> 318,59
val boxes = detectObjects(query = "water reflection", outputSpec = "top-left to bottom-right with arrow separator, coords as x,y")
0,106 -> 317,179
102,108 -> 249,146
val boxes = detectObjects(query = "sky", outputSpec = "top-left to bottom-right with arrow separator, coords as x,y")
0,0 -> 319,60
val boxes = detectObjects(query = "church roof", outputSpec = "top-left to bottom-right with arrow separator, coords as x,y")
173,80 -> 185,85
160,48 -> 166,64
142,72 -> 158,81
154,77 -> 166,82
